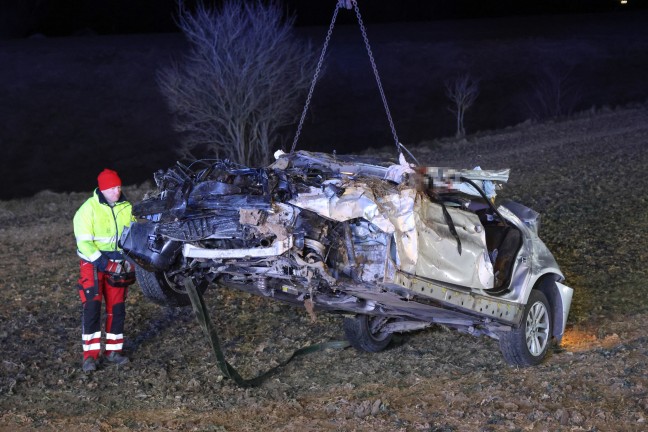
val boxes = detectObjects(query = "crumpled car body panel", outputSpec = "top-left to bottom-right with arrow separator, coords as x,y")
121,150 -> 573,342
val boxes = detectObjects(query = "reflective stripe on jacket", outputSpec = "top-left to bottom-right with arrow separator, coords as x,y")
73,189 -> 133,262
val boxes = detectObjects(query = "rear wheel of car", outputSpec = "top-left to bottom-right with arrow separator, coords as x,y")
135,264 -> 207,307
343,314 -> 393,353
499,290 -> 552,366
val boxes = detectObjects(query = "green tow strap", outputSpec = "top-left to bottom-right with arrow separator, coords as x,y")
184,279 -> 350,388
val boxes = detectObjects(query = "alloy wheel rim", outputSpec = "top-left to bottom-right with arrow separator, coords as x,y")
525,301 -> 550,356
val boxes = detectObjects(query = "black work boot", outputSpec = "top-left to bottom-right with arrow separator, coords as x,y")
104,351 -> 129,365
82,357 -> 97,373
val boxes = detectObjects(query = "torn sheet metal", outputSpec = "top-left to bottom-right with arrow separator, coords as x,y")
239,203 -> 297,241
290,179 -> 493,289
384,153 -> 415,183
288,180 -> 414,234
272,150 -> 392,179
418,166 -> 510,199
421,166 -> 510,183
500,200 -> 541,235
391,195 -> 494,289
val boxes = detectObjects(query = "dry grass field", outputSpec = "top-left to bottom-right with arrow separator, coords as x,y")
2,103 -> 648,431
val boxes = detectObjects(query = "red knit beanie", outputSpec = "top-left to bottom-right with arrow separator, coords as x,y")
97,168 -> 122,191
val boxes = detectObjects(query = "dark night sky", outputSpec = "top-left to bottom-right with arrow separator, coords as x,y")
1,0 -> 647,199
1,0 -> 646,38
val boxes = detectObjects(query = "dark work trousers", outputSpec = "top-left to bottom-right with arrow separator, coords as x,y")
77,260 -> 128,360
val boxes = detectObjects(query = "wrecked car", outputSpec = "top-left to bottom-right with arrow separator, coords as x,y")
120,150 -> 573,366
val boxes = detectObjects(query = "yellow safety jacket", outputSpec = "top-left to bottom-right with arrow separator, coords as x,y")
73,189 -> 134,263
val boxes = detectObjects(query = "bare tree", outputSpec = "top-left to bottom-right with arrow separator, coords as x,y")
157,1 -> 318,166
445,74 -> 480,138
526,65 -> 582,121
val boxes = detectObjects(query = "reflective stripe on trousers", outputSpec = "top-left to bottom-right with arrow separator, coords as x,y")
78,260 -> 128,360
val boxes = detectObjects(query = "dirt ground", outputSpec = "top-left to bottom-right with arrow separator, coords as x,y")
2,103 -> 648,431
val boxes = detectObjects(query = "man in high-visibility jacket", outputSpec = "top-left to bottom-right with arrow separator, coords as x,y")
73,168 -> 134,372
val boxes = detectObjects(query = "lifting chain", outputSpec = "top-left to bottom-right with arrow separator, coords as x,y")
290,0 -> 401,155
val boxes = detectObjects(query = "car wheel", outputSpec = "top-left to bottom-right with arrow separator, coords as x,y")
499,290 -> 552,366
343,314 -> 393,353
135,264 -> 207,307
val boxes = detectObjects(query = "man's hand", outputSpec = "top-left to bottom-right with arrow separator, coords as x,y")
93,255 -> 110,272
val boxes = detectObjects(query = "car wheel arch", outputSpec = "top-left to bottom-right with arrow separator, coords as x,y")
533,274 -> 567,344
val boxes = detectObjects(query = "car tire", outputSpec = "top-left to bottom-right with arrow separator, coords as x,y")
135,264 -> 206,307
343,314 -> 393,353
499,289 -> 552,366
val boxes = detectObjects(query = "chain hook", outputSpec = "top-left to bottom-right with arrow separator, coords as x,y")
338,0 -> 353,9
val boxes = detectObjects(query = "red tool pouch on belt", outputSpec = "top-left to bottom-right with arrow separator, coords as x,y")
105,260 -> 136,287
